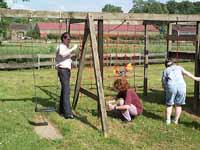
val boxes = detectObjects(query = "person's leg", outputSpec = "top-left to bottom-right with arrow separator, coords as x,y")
165,86 -> 177,125
59,69 -> 73,118
121,105 -> 138,121
114,99 -> 131,121
59,88 -> 64,114
166,105 -> 173,125
121,109 -> 132,121
129,104 -> 138,116
174,86 -> 186,124
174,105 -> 182,124
58,70 -> 64,114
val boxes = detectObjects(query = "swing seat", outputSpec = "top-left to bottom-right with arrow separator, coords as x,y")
35,107 -> 56,113
29,120 -> 48,126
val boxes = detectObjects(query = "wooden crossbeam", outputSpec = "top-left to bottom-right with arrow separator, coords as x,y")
166,35 -> 200,41
1,8 -> 200,22
79,87 -> 98,101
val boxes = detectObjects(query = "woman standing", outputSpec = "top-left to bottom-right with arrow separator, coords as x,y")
55,32 -> 78,119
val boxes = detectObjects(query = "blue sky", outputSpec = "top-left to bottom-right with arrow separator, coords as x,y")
5,0 -> 199,13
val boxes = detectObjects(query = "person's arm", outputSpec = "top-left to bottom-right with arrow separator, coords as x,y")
115,105 -> 130,110
107,103 -> 130,111
59,44 -> 78,57
182,69 -> 200,81
161,71 -> 167,89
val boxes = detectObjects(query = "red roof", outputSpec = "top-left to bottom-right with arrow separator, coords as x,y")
36,22 -> 158,32
173,25 -> 196,33
37,22 -> 66,30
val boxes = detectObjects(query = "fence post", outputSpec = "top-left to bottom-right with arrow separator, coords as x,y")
37,54 -> 40,70
51,57 -> 55,69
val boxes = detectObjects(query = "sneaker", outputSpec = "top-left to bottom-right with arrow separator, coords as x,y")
172,119 -> 178,124
64,115 -> 74,119
166,119 -> 171,125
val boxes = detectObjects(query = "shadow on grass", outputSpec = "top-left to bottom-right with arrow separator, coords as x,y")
35,85 -> 59,100
0,97 -> 56,110
142,109 -> 163,121
140,88 -> 165,105
0,98 -> 33,102
74,110 -> 99,130
184,96 -> 200,115
0,85 -> 59,111
181,120 -> 200,130
33,85 -> 59,111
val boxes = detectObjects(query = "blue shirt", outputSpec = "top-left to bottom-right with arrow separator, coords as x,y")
162,65 -> 186,89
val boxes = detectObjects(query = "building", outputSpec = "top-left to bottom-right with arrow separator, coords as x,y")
9,23 -> 30,40
35,22 -> 159,39
172,24 -> 196,36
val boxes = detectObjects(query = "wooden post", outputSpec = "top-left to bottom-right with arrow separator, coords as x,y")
97,20 -> 104,115
72,20 -> 89,109
143,24 -> 149,96
0,16 -> 2,42
194,21 -> 200,114
66,19 -> 71,34
167,23 -> 172,59
98,20 -> 104,84
88,14 -> 108,136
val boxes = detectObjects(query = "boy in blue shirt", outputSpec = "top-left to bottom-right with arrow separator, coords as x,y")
162,59 -> 200,125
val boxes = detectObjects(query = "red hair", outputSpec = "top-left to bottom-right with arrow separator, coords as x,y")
113,78 -> 129,91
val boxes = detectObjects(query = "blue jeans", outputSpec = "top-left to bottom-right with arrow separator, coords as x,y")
57,68 -> 72,117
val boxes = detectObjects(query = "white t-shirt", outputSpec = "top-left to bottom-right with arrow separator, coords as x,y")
55,43 -> 75,69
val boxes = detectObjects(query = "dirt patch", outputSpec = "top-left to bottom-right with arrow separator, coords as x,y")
33,115 -> 63,140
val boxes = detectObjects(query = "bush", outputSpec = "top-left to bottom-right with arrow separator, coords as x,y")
47,33 -> 59,40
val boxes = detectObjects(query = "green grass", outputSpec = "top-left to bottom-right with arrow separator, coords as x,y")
0,62 -> 199,150
0,41 -> 195,55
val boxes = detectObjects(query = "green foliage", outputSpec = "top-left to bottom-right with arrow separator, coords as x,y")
129,0 -> 200,14
26,28 -> 40,39
102,4 -> 123,13
129,0 -> 168,14
166,0 -> 196,14
47,33 -> 59,40
0,18 -> 9,39
0,0 -> 8,8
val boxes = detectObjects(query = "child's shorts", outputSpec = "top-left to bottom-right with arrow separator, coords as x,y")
165,86 -> 186,106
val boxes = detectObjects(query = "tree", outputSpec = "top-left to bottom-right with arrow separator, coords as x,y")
129,0 -> 168,14
102,4 -> 123,13
0,0 -> 7,8
0,0 -> 8,41
129,0 -> 145,13
193,2 -> 200,14
177,1 -> 195,14
144,0 -> 168,14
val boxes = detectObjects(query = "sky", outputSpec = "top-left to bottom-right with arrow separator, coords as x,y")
5,0 -> 199,13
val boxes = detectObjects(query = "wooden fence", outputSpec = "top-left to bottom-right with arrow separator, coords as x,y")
0,51 -> 194,70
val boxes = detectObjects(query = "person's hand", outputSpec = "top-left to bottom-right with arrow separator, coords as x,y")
116,98 -> 124,106
195,77 -> 200,81
108,104 -> 115,111
73,44 -> 78,50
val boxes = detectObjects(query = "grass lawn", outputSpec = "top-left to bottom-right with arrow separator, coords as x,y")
0,62 -> 199,150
